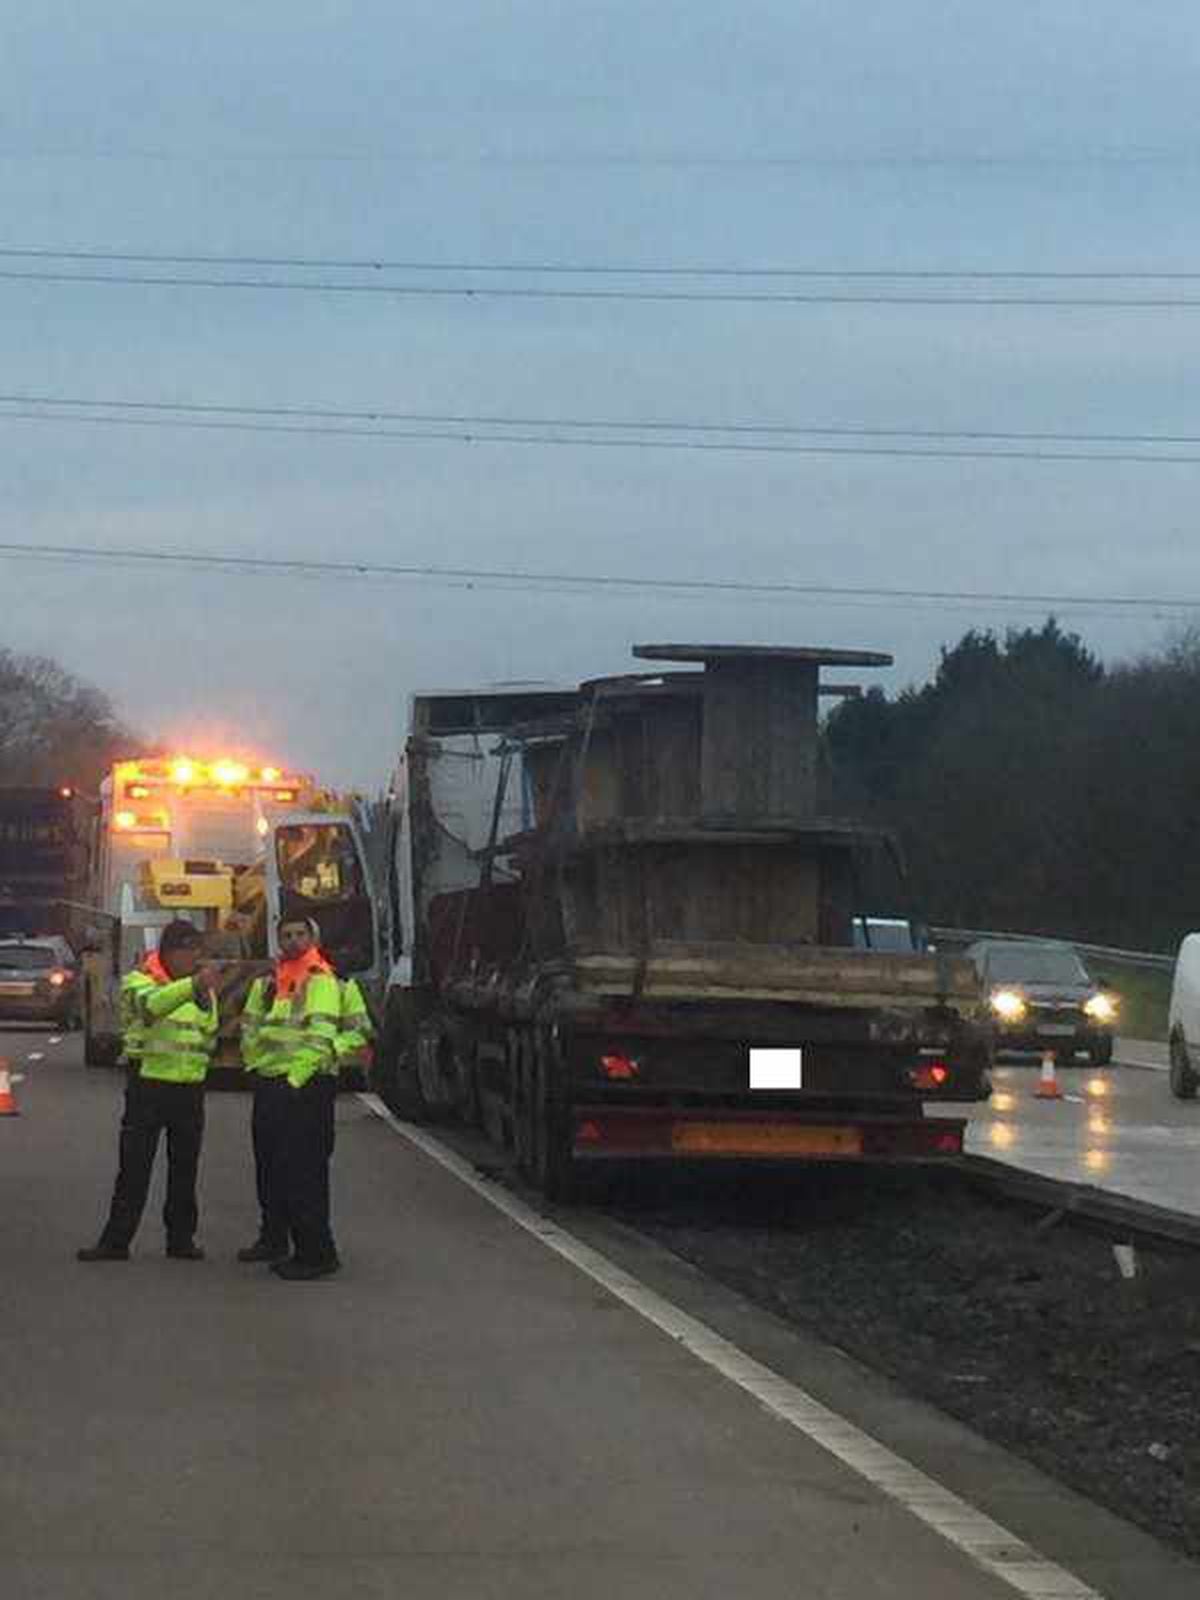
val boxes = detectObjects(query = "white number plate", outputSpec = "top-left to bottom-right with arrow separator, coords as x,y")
749,1048 -> 803,1090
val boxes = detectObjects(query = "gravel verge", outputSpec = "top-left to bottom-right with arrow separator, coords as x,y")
605,1166 -> 1200,1558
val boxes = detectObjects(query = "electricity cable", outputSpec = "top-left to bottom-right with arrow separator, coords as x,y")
0,538 -> 1193,615
5,266 -> 1200,306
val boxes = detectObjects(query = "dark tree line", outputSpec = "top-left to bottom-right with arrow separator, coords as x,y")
0,646 -> 136,793
826,619 -> 1200,953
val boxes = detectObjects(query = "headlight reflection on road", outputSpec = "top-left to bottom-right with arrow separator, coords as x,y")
1086,1077 -> 1109,1098
1085,1149 -> 1108,1173
991,1091 -> 1016,1112
989,1123 -> 1015,1149
1088,1113 -> 1109,1136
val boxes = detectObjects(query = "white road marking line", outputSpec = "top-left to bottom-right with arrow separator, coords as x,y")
11,1073 -> 25,1084
48,1035 -> 63,1045
26,1052 -> 44,1062
360,1092 -> 1105,1600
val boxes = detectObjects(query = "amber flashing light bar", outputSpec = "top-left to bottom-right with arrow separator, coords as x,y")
113,757 -> 310,793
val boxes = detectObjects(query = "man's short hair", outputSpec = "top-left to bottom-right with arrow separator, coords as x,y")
277,914 -> 320,941
159,919 -> 202,957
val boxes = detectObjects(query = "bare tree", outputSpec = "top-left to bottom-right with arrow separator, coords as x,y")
0,647 -> 138,790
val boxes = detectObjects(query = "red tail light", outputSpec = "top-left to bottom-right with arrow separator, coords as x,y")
909,1060 -> 950,1091
599,1052 -> 639,1081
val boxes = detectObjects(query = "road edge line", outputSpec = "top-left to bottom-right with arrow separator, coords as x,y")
358,1092 -> 1105,1600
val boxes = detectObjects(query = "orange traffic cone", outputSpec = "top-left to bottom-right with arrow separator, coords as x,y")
0,1059 -> 18,1117
1035,1050 -> 1063,1100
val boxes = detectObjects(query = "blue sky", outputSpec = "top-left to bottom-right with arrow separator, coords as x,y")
3,4 -> 1200,782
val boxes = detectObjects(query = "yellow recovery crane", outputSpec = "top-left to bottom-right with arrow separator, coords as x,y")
81,756 -> 381,1072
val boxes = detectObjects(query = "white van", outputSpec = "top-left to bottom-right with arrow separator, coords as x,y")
1166,933 -> 1200,1099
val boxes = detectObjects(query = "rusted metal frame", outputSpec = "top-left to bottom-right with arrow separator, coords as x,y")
480,745 -> 514,891
506,729 -> 575,974
405,735 -> 439,988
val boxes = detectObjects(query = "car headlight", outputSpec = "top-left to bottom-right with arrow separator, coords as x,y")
1084,992 -> 1118,1024
990,988 -> 1027,1021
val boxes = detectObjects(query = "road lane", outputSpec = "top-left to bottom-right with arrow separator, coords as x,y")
0,1038 -> 1101,1600
935,1048 -> 1200,1217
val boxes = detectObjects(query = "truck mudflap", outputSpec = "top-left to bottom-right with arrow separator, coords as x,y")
570,1106 -> 965,1161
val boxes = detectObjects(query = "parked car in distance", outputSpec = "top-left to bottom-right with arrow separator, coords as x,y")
966,939 -> 1117,1066
1167,932 -> 1200,1100
0,936 -> 82,1027
851,915 -> 930,953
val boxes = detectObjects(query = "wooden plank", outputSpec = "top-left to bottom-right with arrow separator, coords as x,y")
571,945 -> 981,1006
576,727 -> 621,826
573,816 -> 884,843
701,657 -> 821,820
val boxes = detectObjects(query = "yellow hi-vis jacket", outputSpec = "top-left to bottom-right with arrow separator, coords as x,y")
240,968 -> 342,1090
121,963 -> 218,1085
335,978 -> 375,1071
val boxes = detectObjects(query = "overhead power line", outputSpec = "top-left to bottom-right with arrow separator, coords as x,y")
5,390 -> 1200,447
5,399 -> 1200,466
3,147 -> 1198,169
0,539 -> 1195,617
5,246 -> 1200,280
5,265 -> 1200,307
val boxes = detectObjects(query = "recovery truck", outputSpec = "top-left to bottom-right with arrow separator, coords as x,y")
81,755 -> 380,1070
373,644 -> 991,1196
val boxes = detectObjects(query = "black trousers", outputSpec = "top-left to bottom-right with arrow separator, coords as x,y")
251,1076 -> 291,1248
254,1075 -> 337,1265
101,1073 -> 205,1249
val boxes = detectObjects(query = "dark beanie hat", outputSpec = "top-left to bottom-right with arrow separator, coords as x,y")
159,919 -> 202,956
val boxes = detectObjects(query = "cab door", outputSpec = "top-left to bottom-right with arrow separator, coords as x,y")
265,813 -> 383,994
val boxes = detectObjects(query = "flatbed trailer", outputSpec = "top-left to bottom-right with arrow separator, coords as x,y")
375,645 -> 990,1196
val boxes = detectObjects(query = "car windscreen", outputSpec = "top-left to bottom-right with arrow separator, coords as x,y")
985,946 -> 1088,985
0,945 -> 56,971
853,920 -> 917,952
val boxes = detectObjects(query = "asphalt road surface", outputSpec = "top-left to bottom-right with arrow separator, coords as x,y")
2,1024 -> 1196,1600
933,1040 -> 1200,1215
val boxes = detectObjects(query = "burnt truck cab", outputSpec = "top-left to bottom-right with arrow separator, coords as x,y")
377,645 -> 990,1196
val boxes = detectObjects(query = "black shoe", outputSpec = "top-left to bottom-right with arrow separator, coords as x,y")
237,1238 -> 289,1264
166,1242 -> 205,1260
271,1256 -> 341,1280
77,1243 -> 130,1262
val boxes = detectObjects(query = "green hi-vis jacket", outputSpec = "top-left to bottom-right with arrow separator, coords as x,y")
241,969 -> 342,1090
121,967 -> 218,1084
336,978 -> 375,1072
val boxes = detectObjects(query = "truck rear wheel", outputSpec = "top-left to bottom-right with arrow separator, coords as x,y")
510,1030 -> 536,1180
82,979 -> 117,1066
372,1002 -> 431,1121
532,1028 -> 576,1202
1170,1030 -> 1198,1101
